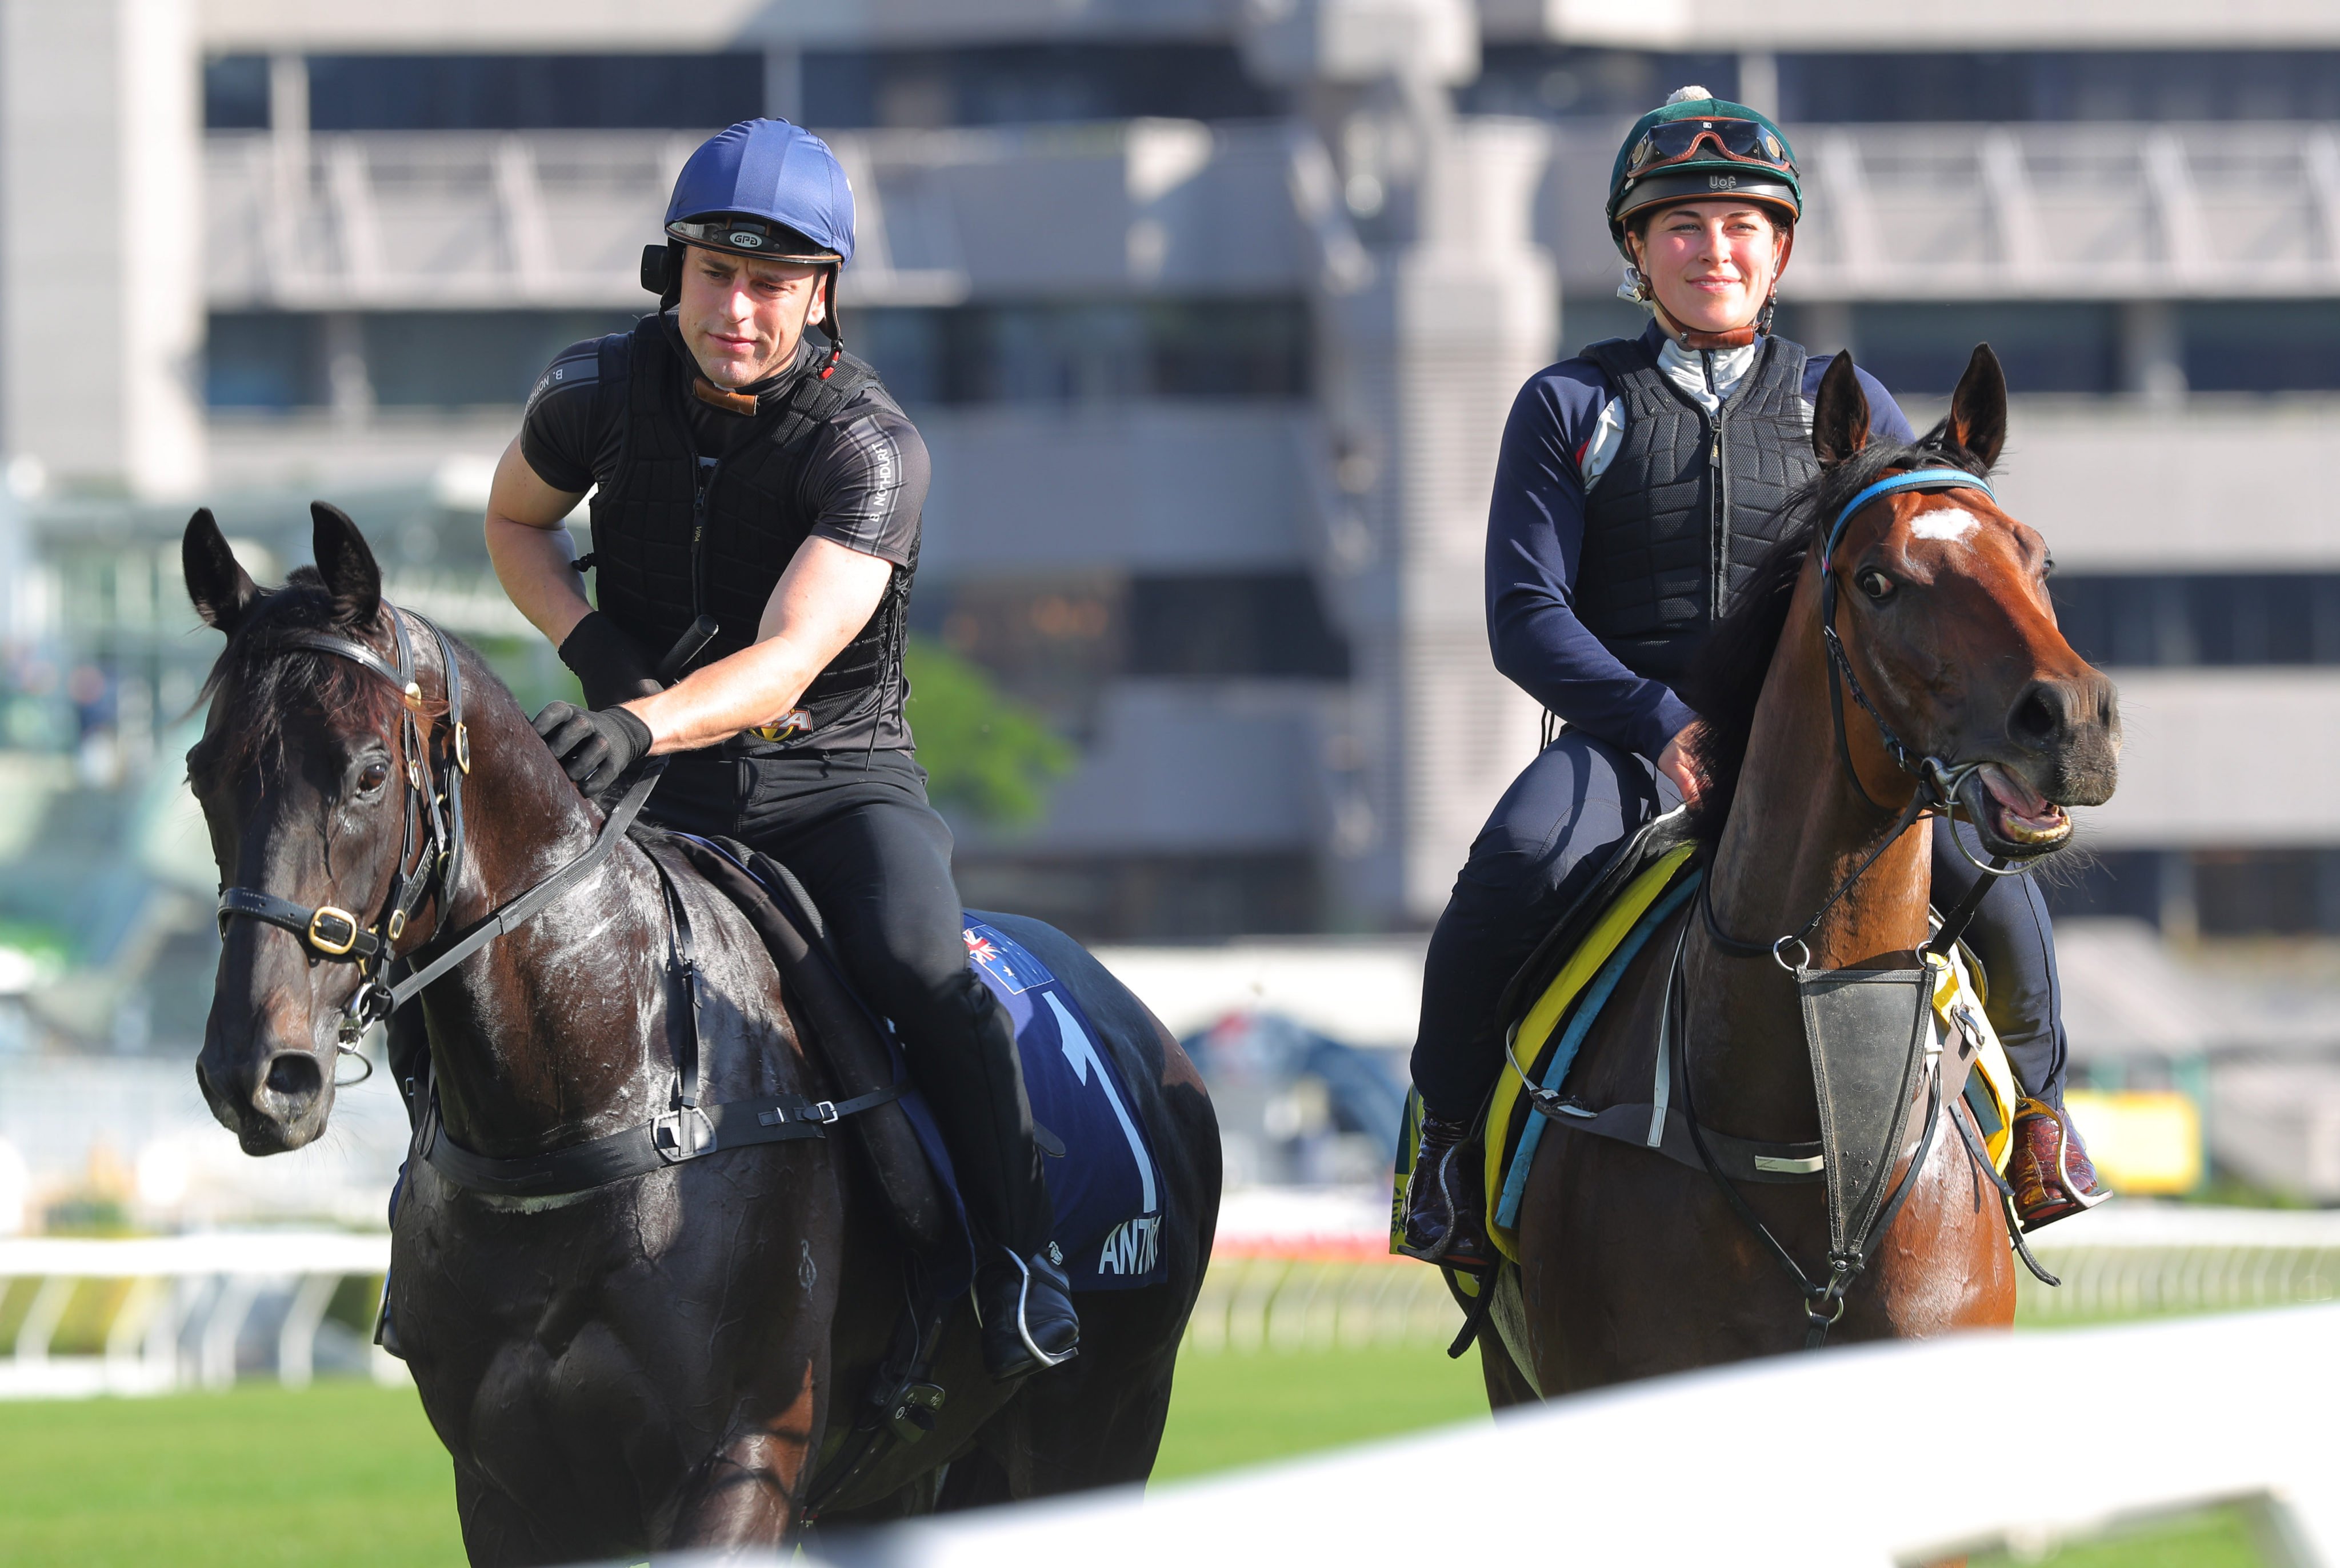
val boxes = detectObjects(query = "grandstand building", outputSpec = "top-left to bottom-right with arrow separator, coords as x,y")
9,0 -> 2340,958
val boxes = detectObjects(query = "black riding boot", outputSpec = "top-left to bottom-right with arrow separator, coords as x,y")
1398,1109 -> 1494,1271
976,1245 -> 1081,1379
907,970 -> 1079,1379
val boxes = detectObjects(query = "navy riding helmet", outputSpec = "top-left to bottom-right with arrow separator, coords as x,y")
641,118 -> 857,372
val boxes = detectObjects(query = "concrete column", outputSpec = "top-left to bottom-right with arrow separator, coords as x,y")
1253,0 -> 1553,927
0,0 -> 205,497
764,47 -> 804,124
1737,51 -> 1778,117
2119,297 -> 2186,406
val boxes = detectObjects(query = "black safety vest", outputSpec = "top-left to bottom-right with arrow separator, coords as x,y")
1574,333 -> 1818,685
588,317 -> 912,749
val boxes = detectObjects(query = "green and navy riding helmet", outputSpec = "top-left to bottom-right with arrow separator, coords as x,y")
1606,87 -> 1802,257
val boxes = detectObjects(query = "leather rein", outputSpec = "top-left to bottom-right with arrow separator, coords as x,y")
213,606 -> 483,1076
1689,463 -> 2051,1345
211,606 -> 902,1197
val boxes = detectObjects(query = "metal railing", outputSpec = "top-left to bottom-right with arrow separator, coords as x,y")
0,1232 -> 393,1398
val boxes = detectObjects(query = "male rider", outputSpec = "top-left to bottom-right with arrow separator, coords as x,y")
480,118 -> 1076,1379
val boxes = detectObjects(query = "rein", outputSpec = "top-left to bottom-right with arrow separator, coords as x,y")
1689,461 -> 2047,1346
213,607 -> 478,1075
214,605 -> 900,1197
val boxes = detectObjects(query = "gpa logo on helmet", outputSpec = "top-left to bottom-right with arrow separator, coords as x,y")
729,230 -> 764,249
1708,174 -> 1739,190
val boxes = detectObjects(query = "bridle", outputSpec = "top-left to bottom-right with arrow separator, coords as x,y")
1687,462 -> 2062,1345
1700,463 -> 2034,973
212,603 -> 658,1073
214,606 -> 471,1076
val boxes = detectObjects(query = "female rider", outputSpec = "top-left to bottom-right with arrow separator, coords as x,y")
1397,89 -> 2104,1270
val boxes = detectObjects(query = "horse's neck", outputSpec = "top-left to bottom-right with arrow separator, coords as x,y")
1689,569 -> 1934,1130
418,658 -> 669,1150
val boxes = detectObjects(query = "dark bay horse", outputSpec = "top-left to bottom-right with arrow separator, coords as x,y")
180,504 -> 1220,1562
1493,346 -> 2118,1400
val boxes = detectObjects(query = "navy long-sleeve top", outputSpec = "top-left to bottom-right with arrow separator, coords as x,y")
1486,322 -> 1914,761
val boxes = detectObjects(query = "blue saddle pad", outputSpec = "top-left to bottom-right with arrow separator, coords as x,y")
961,917 -> 1166,1290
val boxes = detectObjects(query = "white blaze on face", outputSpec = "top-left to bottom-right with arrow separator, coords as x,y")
1908,506 -> 1980,545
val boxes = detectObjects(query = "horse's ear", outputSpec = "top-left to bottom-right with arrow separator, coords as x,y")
1945,343 -> 2007,471
310,501 -> 382,627
1811,350 -> 1870,470
182,509 -> 258,634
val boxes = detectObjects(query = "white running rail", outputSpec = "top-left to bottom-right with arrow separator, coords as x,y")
823,1304 -> 2340,1568
0,1231 -> 393,1398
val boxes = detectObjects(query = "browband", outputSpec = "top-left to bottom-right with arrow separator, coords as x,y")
1826,467 -> 1994,555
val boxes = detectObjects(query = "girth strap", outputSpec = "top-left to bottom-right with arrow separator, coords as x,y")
418,1078 -> 905,1201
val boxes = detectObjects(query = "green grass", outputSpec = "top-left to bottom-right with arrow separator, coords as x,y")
0,1382 -> 461,1567
0,1354 -> 2266,1567
1966,1502 -> 2271,1567
1153,1346 -> 1489,1481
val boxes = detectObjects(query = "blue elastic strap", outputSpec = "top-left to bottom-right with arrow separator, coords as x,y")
1826,468 -> 1994,554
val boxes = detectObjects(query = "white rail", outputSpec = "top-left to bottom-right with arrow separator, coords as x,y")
823,1305 -> 2340,1568
0,1230 -> 393,1399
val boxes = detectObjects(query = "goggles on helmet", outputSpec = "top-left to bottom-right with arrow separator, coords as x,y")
666,213 -> 840,265
1624,118 -> 1796,179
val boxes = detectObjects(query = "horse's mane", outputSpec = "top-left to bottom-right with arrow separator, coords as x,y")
1678,422 -> 1997,840
185,569 -> 415,791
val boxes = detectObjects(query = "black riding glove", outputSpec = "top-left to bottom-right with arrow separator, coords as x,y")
557,611 -> 661,711
533,701 -> 652,798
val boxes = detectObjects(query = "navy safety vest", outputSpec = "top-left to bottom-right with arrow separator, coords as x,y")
587,317 -> 912,749
1574,333 -> 1818,685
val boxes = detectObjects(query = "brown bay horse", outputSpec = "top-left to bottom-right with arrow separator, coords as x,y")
181,504 -> 1221,1563
1492,346 -> 2118,1401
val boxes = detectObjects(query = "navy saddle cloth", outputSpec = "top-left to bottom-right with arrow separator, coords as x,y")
961,916 -> 1166,1290
673,833 -> 1166,1292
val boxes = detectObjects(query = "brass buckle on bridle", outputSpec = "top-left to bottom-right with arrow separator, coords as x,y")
307,906 -> 362,956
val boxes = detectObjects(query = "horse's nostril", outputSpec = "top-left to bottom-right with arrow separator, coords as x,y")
263,1051 -> 323,1100
2010,683 -> 2065,747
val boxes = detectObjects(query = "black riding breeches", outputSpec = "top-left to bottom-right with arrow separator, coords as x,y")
1407,731 -> 2074,1123
645,748 -> 1054,1255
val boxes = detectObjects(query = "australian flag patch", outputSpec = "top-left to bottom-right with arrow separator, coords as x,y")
964,918 -> 1167,1290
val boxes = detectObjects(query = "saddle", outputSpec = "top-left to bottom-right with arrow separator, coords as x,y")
1389,811 -> 2019,1269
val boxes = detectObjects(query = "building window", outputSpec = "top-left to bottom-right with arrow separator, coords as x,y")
204,55 -> 270,131
859,300 -> 1310,406
953,853 -> 1321,941
1777,51 -> 2340,123
2179,301 -> 2340,395
801,44 -> 1277,130
1461,47 -> 1742,120
1126,573 -> 1351,680
303,54 -> 763,133
205,310 -> 635,410
1829,303 -> 2119,396
2050,574 -> 2340,668
2045,847 -> 2340,935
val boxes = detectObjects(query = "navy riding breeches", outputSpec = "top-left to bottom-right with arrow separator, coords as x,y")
1407,731 -> 2071,1122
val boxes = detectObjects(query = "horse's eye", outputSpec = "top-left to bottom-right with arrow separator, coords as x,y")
357,759 -> 391,793
1857,569 -> 1895,602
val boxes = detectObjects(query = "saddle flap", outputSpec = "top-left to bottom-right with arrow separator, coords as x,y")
1795,961 -> 1935,1257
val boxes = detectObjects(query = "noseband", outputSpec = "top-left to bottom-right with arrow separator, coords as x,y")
214,606 -> 471,1070
212,602 -> 662,1063
1701,463 -> 2031,972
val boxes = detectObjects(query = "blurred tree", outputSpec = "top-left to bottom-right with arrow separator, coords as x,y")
903,636 -> 1074,827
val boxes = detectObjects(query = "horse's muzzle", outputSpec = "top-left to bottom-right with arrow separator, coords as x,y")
198,1021 -> 334,1154
2003,671 -> 2121,809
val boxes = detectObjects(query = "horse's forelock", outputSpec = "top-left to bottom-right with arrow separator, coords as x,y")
187,570 -> 405,793
1679,433 -> 1996,841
